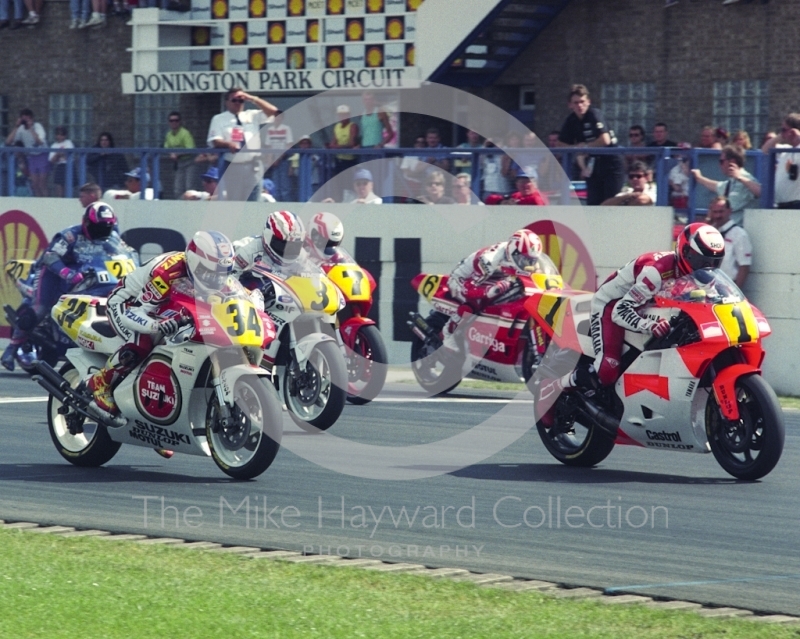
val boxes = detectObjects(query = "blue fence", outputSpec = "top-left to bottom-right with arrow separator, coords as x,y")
1,144 -> 795,217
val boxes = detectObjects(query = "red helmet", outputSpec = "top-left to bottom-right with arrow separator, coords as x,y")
83,202 -> 117,240
506,229 -> 543,271
676,223 -> 725,276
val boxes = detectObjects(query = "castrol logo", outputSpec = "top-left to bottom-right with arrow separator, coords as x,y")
468,326 -> 506,353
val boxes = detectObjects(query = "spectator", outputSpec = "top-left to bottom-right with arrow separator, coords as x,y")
400,135 -> 427,197
48,126 -> 75,199
761,131 -> 777,148
264,111 -> 293,201
480,138 -> 511,199
359,91 -> 393,148
668,155 -> 691,210
647,122 -> 677,148
20,0 -> 40,24
517,131 -> 542,181
78,182 -> 102,208
82,0 -> 106,27
13,145 -> 31,197
6,108 -> 48,197
601,161 -> 655,206
501,131 -> 523,183
705,196 -> 752,287
68,0 -> 90,30
699,125 -> 722,150
351,168 -> 382,204
182,167 -> 218,200
557,84 -> 624,205
164,111 -> 197,200
329,104 -> 360,175
451,172 -> 483,205
103,167 -> 154,201
546,131 -> 560,148
418,169 -> 455,205
626,124 -> 650,170
207,87 -> 278,201
453,129 -> 482,175
714,127 -> 730,147
692,144 -> 760,224
0,0 -> 24,29
486,173 -> 548,206
732,129 -> 752,150
422,127 -> 450,173
86,131 -> 129,192
261,178 -> 277,203
288,135 -> 321,199
762,113 -> 800,209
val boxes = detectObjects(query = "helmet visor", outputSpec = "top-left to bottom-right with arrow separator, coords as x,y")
86,220 -> 114,240
270,235 -> 303,262
194,263 -> 229,291
685,251 -> 722,272
512,250 -> 538,271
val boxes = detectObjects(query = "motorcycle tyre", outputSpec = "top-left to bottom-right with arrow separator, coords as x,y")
410,313 -> 461,396
47,364 -> 121,467
207,376 -> 282,480
706,374 -> 785,481
284,341 -> 347,431
346,324 -> 388,405
536,395 -> 616,467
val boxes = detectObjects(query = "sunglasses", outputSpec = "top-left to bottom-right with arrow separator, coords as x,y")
628,173 -> 646,179
229,98 -> 245,103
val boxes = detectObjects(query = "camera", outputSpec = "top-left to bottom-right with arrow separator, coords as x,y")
789,163 -> 798,181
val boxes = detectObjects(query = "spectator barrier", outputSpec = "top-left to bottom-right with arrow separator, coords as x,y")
0,198 -> 795,394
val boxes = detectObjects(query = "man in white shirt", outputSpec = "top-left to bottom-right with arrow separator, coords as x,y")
206,87 -> 279,202
351,168 -> 382,204
264,111 -> 293,201
762,112 -> 800,209
706,196 -> 752,288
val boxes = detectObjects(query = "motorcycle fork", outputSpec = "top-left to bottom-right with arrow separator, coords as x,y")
210,350 -> 246,429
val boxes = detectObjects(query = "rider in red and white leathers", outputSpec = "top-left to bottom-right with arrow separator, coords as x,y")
233,210 -> 306,283
442,229 -> 543,352
586,222 -> 725,386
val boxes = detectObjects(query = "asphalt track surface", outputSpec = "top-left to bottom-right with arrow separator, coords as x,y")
1,369 -> 799,616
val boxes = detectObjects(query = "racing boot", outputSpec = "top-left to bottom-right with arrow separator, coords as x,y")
87,367 -> 119,415
1,343 -> 17,371
441,304 -> 473,356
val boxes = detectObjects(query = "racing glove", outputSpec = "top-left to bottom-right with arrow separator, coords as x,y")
59,268 -> 84,287
650,318 -> 671,339
159,318 -> 180,335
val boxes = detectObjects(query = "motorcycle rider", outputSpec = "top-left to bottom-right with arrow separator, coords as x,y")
304,212 -> 345,265
87,231 -> 236,434
2,201 -> 123,371
559,222 -> 725,392
232,210 -> 306,277
442,228 -> 543,353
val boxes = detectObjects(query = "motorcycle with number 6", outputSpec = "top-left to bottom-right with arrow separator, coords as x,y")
527,269 -> 784,481
33,277 -> 283,480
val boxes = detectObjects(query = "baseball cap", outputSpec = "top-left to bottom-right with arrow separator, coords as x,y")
202,167 -> 220,181
262,178 -> 275,194
336,104 -> 351,114
353,168 -> 373,182
124,167 -> 150,181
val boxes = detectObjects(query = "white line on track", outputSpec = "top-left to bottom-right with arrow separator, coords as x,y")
370,397 -> 531,404
0,397 -> 48,404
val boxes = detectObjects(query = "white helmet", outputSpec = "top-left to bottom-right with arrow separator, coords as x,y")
506,229 -> 543,271
307,212 -> 344,261
262,210 -> 305,265
185,230 -> 235,294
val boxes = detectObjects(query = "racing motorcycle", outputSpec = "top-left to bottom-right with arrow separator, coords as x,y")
3,243 -> 139,374
526,269 -> 784,481
320,247 -> 387,405
33,277 -> 283,480
408,254 -> 563,396
245,259 -> 348,431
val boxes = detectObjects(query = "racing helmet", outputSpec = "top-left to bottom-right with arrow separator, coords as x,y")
82,202 -> 117,240
506,229 -> 543,271
185,230 -> 235,294
262,210 -> 305,265
307,212 -> 344,260
676,223 -> 725,276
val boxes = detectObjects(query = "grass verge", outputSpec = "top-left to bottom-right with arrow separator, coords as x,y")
1,528 -> 797,638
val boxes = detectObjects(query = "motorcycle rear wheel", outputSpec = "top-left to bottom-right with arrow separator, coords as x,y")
536,394 -> 615,467
284,341 -> 347,431
410,312 -> 462,396
346,325 -> 388,405
47,364 -> 121,467
207,376 -> 282,480
706,374 -> 785,481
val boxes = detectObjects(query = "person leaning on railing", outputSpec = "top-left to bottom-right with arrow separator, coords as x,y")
762,113 -> 800,210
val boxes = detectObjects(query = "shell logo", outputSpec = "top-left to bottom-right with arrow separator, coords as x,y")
288,48 -> 305,69
406,0 -> 423,9
405,43 -> 414,66
0,210 -> 48,334
268,21 -> 286,44
211,0 -> 227,18
211,50 -> 225,71
230,22 -> 247,45
366,0 -> 383,12
249,49 -> 266,70
192,26 -> 210,46
366,45 -> 383,68
346,18 -> 363,41
386,17 -> 403,40
249,0 -> 265,17
306,19 -> 319,42
526,220 -> 596,291
326,0 -> 343,14
288,0 -> 304,16
326,46 -> 343,68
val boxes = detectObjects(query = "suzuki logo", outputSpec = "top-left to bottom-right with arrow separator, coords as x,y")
468,326 -> 506,353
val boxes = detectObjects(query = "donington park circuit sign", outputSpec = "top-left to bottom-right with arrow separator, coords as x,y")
121,66 -> 421,94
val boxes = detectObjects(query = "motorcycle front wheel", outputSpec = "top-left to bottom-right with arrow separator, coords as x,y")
410,312 -> 462,396
706,374 -> 785,481
345,324 -> 388,405
207,375 -> 282,480
48,364 -> 121,467
536,393 -> 616,467
284,341 -> 347,431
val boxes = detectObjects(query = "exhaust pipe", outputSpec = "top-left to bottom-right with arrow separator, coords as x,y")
574,393 -> 620,438
32,375 -> 70,406
34,361 -> 73,395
